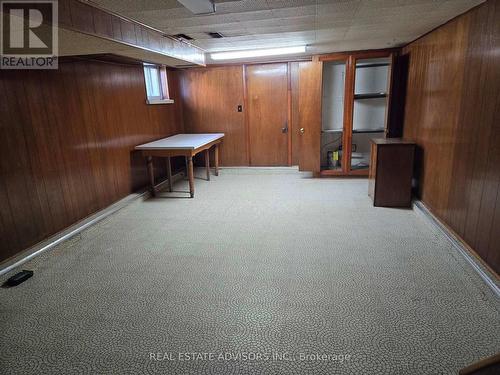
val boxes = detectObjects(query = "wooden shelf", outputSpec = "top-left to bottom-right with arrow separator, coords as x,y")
320,168 -> 369,177
323,128 -> 385,134
352,128 -> 385,134
348,168 -> 369,176
354,93 -> 387,99
320,168 -> 343,175
321,129 -> 343,133
355,63 -> 390,69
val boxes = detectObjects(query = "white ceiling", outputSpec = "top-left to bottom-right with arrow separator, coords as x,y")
92,0 -> 483,61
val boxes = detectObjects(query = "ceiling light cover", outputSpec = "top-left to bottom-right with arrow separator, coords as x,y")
177,0 -> 215,15
211,46 -> 306,60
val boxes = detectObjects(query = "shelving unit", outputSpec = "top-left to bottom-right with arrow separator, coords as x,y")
319,52 -> 394,176
351,57 -> 390,172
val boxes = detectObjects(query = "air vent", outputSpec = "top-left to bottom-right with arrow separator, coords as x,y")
173,33 -> 194,41
207,32 -> 224,39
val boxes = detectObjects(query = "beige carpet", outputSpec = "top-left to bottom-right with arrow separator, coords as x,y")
1,169 -> 499,374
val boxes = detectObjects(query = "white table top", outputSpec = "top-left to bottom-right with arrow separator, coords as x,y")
135,133 -> 224,150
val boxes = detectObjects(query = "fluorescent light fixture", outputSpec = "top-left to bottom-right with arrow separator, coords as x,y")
211,46 -> 306,60
177,0 -> 215,15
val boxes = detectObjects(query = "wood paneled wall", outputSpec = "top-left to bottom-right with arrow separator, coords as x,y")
178,63 -> 303,166
179,66 -> 248,166
0,58 -> 184,263
402,0 -> 500,274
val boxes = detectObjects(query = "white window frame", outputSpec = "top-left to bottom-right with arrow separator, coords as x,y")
143,64 -> 174,105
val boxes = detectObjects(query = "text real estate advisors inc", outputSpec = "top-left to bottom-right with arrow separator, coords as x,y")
149,351 -> 352,362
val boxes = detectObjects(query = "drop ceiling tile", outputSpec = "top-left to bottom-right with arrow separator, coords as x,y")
316,1 -> 361,14
214,0 -> 270,13
90,0 -> 487,55
120,10 -> 193,26
232,9 -> 275,21
266,0 -> 317,8
270,5 -> 317,18
438,0 -> 484,13
316,27 -> 351,38
96,0 -> 182,12
130,12 -> 237,29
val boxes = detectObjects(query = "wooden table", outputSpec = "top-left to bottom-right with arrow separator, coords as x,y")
135,133 -> 224,198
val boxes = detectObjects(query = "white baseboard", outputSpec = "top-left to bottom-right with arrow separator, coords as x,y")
413,200 -> 500,297
0,171 -> 184,276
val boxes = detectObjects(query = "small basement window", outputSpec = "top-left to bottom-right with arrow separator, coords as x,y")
143,64 -> 174,105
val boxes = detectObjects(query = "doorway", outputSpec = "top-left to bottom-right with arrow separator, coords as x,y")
246,63 -> 289,166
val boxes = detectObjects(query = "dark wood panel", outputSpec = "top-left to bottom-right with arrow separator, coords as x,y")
58,0 -> 72,28
386,53 -> 409,138
68,0 -> 94,34
179,66 -> 248,166
246,63 -> 288,166
92,8 -> 113,38
463,2 -> 500,263
369,140 -> 415,207
111,16 -> 122,40
402,0 -> 500,274
119,19 -> 137,45
0,74 -> 48,251
0,60 -> 183,263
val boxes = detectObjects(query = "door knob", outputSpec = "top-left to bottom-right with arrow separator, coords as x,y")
300,128 -> 305,134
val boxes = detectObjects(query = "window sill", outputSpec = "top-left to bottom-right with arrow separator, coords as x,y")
146,98 -> 175,105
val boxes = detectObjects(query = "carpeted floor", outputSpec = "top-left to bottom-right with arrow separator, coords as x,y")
1,169 -> 499,374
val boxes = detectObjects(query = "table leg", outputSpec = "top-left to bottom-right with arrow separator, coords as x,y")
205,149 -> 210,181
214,144 -> 219,176
147,156 -> 155,197
166,156 -> 172,192
187,156 -> 194,198
184,157 -> 188,179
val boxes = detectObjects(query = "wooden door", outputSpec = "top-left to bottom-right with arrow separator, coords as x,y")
298,61 -> 322,172
246,63 -> 289,166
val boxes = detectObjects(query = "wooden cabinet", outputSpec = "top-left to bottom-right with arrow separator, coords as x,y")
317,50 -> 396,176
368,138 -> 415,207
